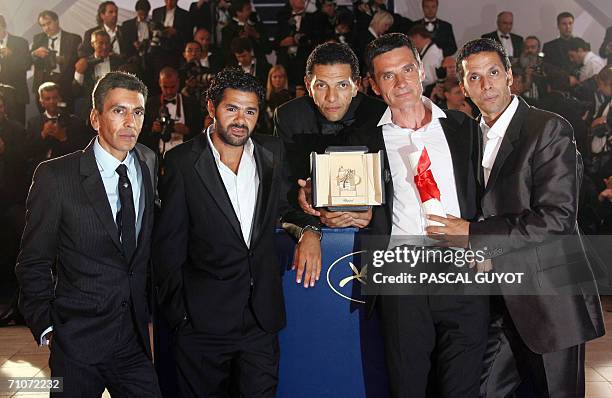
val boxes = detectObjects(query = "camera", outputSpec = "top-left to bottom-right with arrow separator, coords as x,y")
157,106 -> 175,143
86,56 -> 105,67
180,61 -> 215,87
435,66 -> 447,84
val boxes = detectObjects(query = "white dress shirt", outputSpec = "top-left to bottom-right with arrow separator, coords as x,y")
164,8 -> 176,27
48,31 -> 62,73
497,31 -> 514,57
41,137 -> 144,345
420,42 -> 444,87
137,20 -> 150,42
74,57 -> 111,85
103,24 -> 120,54
158,94 -> 186,155
480,95 -> 520,185
206,125 -> 260,247
380,97 -> 461,237
579,51 -> 606,82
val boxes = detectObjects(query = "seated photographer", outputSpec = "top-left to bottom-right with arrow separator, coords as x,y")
180,41 -> 215,107
142,66 -> 203,157
518,35 -> 547,102
193,27 -> 224,74
72,29 -> 124,120
25,82 -> 91,171
428,56 -> 456,106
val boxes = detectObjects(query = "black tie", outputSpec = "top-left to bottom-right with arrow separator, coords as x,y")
501,35 -> 509,39
49,37 -> 57,50
163,97 -> 177,105
116,164 -> 136,261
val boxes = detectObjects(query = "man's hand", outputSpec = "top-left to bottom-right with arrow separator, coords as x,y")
425,214 -> 470,248
0,47 -> 13,58
152,120 -> 162,133
41,120 -> 58,139
185,76 -> 198,88
164,27 -> 178,37
297,178 -> 318,215
74,57 -> 88,74
591,116 -> 607,129
292,231 -> 321,288
173,122 -> 190,136
32,46 -> 50,58
279,36 -> 296,47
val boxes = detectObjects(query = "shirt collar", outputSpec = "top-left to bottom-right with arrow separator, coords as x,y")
497,30 -> 510,38
48,30 -> 61,41
93,136 -> 136,178
377,96 -> 446,127
206,124 -> 255,167
103,24 -> 117,35
479,95 -> 519,139
368,27 -> 378,38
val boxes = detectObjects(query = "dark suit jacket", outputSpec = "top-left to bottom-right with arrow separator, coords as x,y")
189,1 -> 213,32
0,34 -> 30,105
72,54 -> 124,119
542,37 -> 575,74
0,117 -> 28,206
415,18 -> 457,57
222,18 -> 272,63
79,26 -> 130,59
141,93 -> 204,153
31,30 -> 82,102
120,18 -> 150,59
469,97 -> 605,353
481,31 -> 523,58
16,139 -> 158,363
343,109 -> 481,315
153,133 -> 316,333
152,6 -> 193,52
599,26 -> 611,60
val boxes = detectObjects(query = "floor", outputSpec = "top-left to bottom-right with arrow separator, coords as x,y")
1,299 -> 612,397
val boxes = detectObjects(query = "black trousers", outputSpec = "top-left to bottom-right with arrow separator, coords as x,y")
377,294 -> 489,398
49,309 -> 161,397
173,305 -> 279,398
480,297 -> 585,398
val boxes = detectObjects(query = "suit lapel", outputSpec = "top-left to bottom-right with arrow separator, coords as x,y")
193,134 -> 244,241
131,146 -> 154,266
250,139 -> 273,247
439,115 -> 471,217
80,139 -> 122,252
484,98 -> 529,194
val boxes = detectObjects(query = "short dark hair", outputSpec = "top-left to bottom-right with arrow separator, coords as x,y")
305,42 -> 360,81
135,0 -> 151,13
96,1 -> 117,26
546,67 -> 570,92
365,33 -> 420,76
38,10 -> 59,22
407,24 -> 432,40
557,12 -> 574,24
230,37 -> 252,54
92,71 -> 148,113
229,0 -> 249,17
456,38 -> 511,83
567,37 -> 590,52
206,67 -> 266,110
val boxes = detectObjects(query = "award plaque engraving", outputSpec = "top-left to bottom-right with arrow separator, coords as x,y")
311,146 -> 385,211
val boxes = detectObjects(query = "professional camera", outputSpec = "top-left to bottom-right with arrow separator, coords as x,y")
180,61 -> 215,86
56,103 -> 70,129
157,105 -> 174,143
519,52 -> 545,76
44,49 -> 58,72
435,66 -> 447,85
86,56 -> 105,67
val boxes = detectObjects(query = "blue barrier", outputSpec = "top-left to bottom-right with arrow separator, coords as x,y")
154,228 -> 389,397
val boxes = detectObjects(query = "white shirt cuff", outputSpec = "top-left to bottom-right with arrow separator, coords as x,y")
74,72 -> 84,85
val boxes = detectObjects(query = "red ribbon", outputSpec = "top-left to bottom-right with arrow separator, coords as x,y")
413,148 -> 441,202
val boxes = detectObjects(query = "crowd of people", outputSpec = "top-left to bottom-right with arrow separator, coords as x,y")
0,0 -> 611,397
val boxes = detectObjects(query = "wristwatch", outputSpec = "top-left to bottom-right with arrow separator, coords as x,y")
300,225 -> 323,241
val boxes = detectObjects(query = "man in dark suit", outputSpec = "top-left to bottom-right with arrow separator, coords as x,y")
72,30 -> 124,121
542,12 -> 576,74
141,66 -> 203,158
189,0 -> 214,32
193,27 -> 224,74
153,67 -> 321,396
31,10 -> 82,109
432,38 -> 605,397
482,11 -> 523,59
152,0 -> 193,65
16,71 -> 162,396
79,1 -> 130,60
275,42 -> 386,228
0,15 -> 30,125
26,82 -> 91,171
415,0 -> 457,57
120,0 -> 153,61
222,0 -> 271,64
230,37 -> 271,86
300,33 -> 487,398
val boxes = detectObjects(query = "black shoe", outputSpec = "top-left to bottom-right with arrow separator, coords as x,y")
0,306 -> 24,326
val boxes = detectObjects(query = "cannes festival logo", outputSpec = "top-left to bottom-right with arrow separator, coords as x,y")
326,250 -> 368,304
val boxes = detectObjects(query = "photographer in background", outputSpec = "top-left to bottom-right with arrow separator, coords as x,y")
25,82 -> 91,174
519,35 -> 547,102
31,11 -> 82,110
180,41 -> 215,108
142,67 -> 203,160
428,55 -> 457,106
72,30 -> 124,120
0,15 -> 30,125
